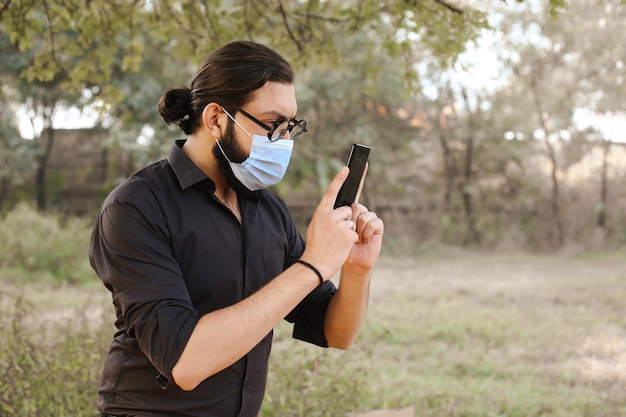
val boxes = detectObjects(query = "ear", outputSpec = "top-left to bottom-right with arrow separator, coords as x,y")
201,103 -> 227,139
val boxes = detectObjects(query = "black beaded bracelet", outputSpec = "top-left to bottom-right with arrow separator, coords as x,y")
295,259 -> 324,285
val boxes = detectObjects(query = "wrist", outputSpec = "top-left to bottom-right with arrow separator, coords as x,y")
294,259 -> 324,285
342,260 -> 374,276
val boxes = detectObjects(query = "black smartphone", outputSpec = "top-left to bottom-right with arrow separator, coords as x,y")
334,143 -> 370,208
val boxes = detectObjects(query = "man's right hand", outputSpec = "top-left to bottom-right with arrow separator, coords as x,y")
301,167 -> 359,281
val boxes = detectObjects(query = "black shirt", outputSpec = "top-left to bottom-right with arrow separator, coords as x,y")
89,140 -> 336,417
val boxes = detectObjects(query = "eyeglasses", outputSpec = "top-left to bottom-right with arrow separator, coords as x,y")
237,108 -> 308,141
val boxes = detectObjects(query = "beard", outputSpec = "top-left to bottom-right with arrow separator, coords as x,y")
212,120 -> 257,199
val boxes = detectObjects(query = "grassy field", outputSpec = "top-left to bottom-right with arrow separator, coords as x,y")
2,250 -> 625,416
265,250 -> 626,416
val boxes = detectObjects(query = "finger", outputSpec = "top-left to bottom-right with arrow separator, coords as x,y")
317,166 -> 350,213
347,220 -> 359,243
366,218 -> 384,242
350,203 -> 368,223
354,162 -> 368,204
354,210 -> 374,235
355,212 -> 384,242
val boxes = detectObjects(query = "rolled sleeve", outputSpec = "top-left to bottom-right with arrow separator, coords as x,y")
90,197 -> 198,381
285,280 -> 337,347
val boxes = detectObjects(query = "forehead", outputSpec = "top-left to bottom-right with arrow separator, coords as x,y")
246,81 -> 297,117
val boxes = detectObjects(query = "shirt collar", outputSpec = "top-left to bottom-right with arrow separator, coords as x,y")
168,139 -> 212,190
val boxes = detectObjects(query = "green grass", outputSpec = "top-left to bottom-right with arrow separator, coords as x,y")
264,253 -> 626,416
1,251 -> 625,416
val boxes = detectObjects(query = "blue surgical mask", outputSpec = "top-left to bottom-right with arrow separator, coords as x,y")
217,107 -> 294,191
216,135 -> 293,191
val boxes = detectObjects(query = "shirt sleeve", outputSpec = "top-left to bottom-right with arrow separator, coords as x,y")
89,193 -> 198,385
285,280 -> 337,347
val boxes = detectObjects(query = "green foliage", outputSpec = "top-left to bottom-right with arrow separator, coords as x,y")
0,203 -> 95,284
262,331 -> 373,416
283,22 -> 422,204
0,291 -> 108,415
0,0 -> 496,105
0,99 -> 34,208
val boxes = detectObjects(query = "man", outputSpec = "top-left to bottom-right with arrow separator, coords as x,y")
89,40 -> 384,417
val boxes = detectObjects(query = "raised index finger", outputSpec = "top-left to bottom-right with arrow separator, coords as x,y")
353,162 -> 368,205
318,166 -> 350,213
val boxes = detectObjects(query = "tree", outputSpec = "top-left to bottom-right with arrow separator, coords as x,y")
0,0 -> 568,108
498,0 -> 626,247
280,21 -> 424,230
104,31 -> 196,169
0,31 -> 84,210
0,0 -> 495,212
0,99 -> 29,210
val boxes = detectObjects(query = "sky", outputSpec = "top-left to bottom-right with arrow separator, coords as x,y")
17,104 -> 100,140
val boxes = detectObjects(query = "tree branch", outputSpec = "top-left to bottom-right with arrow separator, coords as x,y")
433,0 -> 463,15
0,0 -> 12,19
277,0 -> 303,52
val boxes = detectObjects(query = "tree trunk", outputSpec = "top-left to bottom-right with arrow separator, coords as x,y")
597,139 -> 611,228
459,87 -> 479,245
0,177 -> 10,209
35,125 -> 55,211
436,104 -> 458,212
438,131 -> 456,210
531,79 -> 564,247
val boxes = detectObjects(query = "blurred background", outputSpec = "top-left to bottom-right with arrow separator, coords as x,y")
1,1 -> 625,415
1,0 -> 625,259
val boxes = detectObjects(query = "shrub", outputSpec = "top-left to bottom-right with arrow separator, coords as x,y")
262,325 -> 374,417
0,290 -> 109,415
0,290 -> 374,416
0,203 -> 95,284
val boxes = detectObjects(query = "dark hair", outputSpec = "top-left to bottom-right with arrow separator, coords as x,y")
157,41 -> 295,135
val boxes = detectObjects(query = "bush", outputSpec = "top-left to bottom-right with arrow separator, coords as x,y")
0,289 -> 374,416
0,203 -> 95,284
0,290 -> 109,415
262,324 -> 374,417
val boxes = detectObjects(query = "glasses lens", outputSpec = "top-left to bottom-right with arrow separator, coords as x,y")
270,119 -> 307,141
271,120 -> 291,141
290,120 -> 306,140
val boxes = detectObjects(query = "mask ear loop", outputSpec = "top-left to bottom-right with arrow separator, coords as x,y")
214,136 -> 233,163
220,106 -> 254,140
